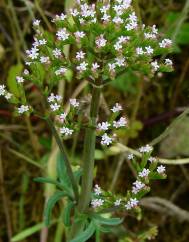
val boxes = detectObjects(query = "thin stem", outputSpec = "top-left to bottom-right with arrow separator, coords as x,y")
25,116 -> 40,159
69,86 -> 102,238
46,117 -> 79,202
34,0 -> 52,31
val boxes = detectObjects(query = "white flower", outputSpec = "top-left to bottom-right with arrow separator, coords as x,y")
144,32 -> 157,40
26,47 -> 39,60
70,8 -> 79,17
92,62 -> 100,71
139,168 -> 150,178
114,199 -> 122,206
0,85 -> 6,96
96,35 -> 107,48
48,93 -> 55,103
100,5 -> 110,14
111,103 -> 123,113
101,14 -> 111,22
97,122 -> 111,131
91,198 -> 104,208
16,76 -> 24,83
115,57 -> 125,67
118,36 -> 129,43
139,144 -> 153,153
53,13 -> 67,22
149,157 -> 157,163
76,61 -> 88,72
113,117 -> 127,128
52,48 -> 62,58
132,180 -> 145,194
33,19 -> 40,26
114,42 -> 122,51
101,133 -> 112,146
91,18 -> 97,23
108,63 -> 116,72
94,184 -> 101,195
56,28 -> 70,41
60,127 -> 74,136
5,92 -> 12,100
113,16 -> 124,24
152,25 -> 158,34
122,0 -> 132,9
159,38 -> 172,48
113,5 -> 123,16
59,112 -> 67,122
136,47 -> 144,55
25,61 -> 32,66
50,103 -> 60,111
79,18 -> 85,24
70,98 -> 79,107
165,58 -> 173,66
125,12 -> 138,30
74,31 -> 86,39
157,165 -> 166,174
40,56 -> 50,64
129,12 -> 138,22
80,3 -> 96,18
23,69 -> 29,75
18,105 -> 29,114
55,95 -> 62,102
76,51 -> 86,60
125,198 -> 139,210
39,39 -> 47,45
128,154 -> 134,160
145,46 -> 154,55
55,67 -> 67,76
151,61 -> 159,71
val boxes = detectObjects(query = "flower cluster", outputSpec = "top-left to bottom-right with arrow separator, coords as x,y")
97,103 -> 128,146
90,145 -> 166,212
46,93 -> 80,138
1,0 -> 173,120
22,0 -> 173,89
0,85 -> 13,101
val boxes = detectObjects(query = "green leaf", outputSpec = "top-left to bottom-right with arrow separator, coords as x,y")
44,191 -> 67,226
70,221 -> 96,242
11,223 -> 44,242
111,70 -> 139,93
93,214 -> 123,226
63,201 -> 74,227
97,225 -> 111,233
34,177 -> 64,190
7,64 -> 23,97
57,152 -> 71,189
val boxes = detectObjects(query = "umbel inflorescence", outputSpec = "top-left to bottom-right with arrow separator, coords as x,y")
1,0 -> 172,239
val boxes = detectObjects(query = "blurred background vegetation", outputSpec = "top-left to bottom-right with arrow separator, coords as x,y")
0,0 -> 189,241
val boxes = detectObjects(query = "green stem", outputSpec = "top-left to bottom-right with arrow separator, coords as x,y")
46,117 -> 79,202
70,86 -> 102,238
78,86 -> 101,211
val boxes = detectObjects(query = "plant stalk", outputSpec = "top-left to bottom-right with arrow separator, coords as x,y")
70,85 -> 101,238
46,117 -> 79,202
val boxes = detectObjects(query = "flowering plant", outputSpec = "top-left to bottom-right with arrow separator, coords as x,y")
0,0 -> 173,241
